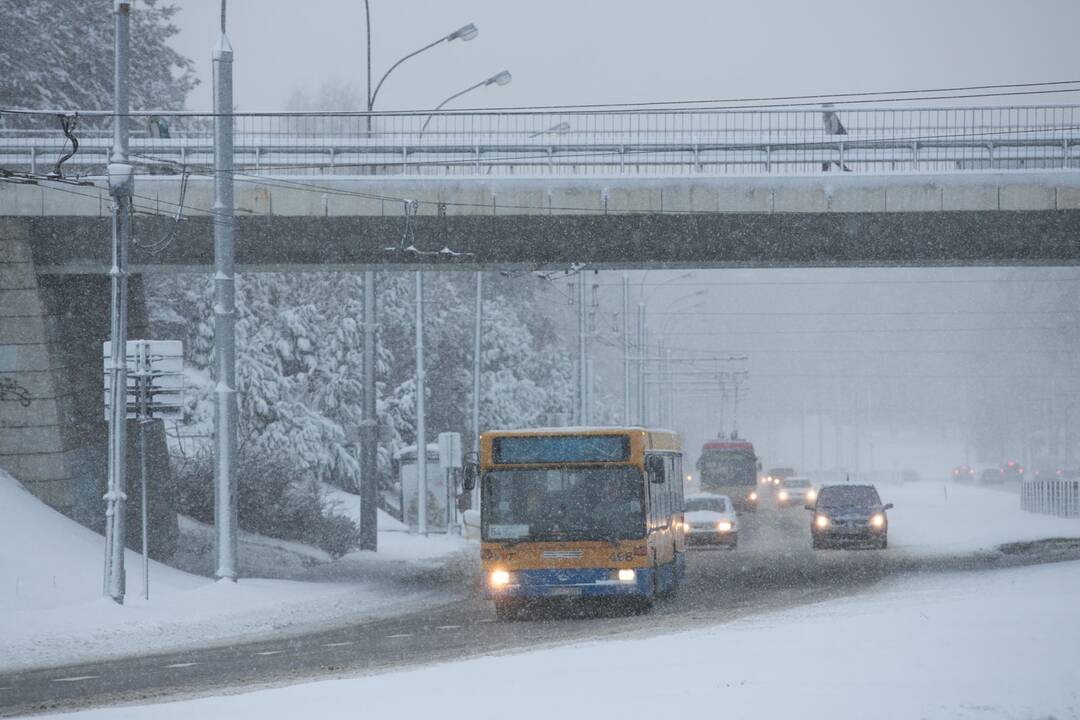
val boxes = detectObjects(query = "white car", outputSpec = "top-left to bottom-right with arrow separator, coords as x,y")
682,493 -> 738,548
776,476 -> 817,508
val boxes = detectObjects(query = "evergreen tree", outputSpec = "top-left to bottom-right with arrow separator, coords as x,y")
0,0 -> 196,119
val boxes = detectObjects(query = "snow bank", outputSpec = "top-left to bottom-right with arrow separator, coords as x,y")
45,559 -> 1080,719
876,480 -> 1080,555
0,470 -> 204,613
0,470 -> 467,673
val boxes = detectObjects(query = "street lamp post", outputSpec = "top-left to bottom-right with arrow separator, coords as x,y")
358,6 -> 479,547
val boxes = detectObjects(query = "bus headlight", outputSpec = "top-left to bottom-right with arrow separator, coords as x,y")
815,515 -> 830,529
717,521 -> 733,532
807,489 -> 817,501
617,569 -> 636,583
489,570 -> 511,587
778,490 -> 789,501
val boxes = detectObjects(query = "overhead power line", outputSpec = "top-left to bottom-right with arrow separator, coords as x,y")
3,79 -> 1080,116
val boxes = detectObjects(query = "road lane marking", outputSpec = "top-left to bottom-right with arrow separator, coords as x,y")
436,625 -> 461,630
52,676 -> 99,683
322,641 -> 355,647
253,650 -> 284,656
385,633 -> 413,639
163,662 -> 198,668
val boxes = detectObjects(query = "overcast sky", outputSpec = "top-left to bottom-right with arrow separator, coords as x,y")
172,0 -> 1080,112
169,1 -> 1080,471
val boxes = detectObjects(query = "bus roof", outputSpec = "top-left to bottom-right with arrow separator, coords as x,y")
702,440 -> 755,452
484,426 -> 681,452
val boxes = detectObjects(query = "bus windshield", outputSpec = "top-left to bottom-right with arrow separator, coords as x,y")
482,466 -> 645,542
699,453 -> 756,487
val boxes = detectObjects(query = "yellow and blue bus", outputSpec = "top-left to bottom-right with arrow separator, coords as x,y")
465,427 -> 685,618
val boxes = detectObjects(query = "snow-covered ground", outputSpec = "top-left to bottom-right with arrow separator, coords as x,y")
3,464 -> 1076,677
0,470 -> 473,673
41,558 -> 1080,720
873,479 -> 1080,555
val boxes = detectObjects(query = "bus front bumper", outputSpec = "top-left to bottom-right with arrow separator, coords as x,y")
486,567 -> 653,600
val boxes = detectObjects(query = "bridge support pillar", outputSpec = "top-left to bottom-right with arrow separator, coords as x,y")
0,218 -> 177,556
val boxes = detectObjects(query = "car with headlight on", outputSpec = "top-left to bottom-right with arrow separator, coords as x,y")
776,476 -> 816,508
682,493 -> 737,548
764,466 -> 796,492
808,484 -> 893,550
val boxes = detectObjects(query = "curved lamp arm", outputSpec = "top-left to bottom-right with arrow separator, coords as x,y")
369,24 -> 479,111
420,71 -> 511,133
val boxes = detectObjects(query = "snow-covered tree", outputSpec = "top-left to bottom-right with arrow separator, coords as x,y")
0,0 -> 196,117
148,269 -> 578,507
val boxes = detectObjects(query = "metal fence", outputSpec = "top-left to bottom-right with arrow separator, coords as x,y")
3,104 -> 1080,178
1020,478 -> 1080,518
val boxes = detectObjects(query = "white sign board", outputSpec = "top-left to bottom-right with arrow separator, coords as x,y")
399,445 -> 447,533
103,340 -> 184,420
438,432 -> 463,470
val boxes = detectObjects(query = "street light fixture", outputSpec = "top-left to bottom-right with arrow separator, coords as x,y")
530,121 -> 571,138
366,12 -> 480,114
421,71 -> 513,133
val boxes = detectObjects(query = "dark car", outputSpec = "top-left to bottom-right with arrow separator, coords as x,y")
808,484 -> 893,550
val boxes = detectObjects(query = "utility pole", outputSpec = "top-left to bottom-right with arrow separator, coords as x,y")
212,0 -> 238,580
471,271 -> 482,508
817,410 -> 824,477
359,270 -> 378,550
636,302 -> 646,425
657,336 -> 667,428
104,0 -> 133,605
359,1 -> 378,549
576,272 -> 587,425
415,271 -> 427,535
853,387 -> 861,481
800,398 -> 807,472
622,274 -> 630,425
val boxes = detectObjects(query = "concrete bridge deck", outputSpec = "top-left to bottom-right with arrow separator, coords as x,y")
3,172 -> 1080,272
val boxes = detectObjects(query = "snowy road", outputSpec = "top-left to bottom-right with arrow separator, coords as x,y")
3,503 -> 1077,718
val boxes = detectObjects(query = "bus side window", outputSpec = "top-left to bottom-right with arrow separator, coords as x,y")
660,459 -> 669,520
647,455 -> 667,528
674,455 -> 684,511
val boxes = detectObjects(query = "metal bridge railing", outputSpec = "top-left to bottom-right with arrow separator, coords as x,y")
3,105 -> 1080,178
1021,478 -> 1080,518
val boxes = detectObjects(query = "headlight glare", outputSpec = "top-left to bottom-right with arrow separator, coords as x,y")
717,520 -> 733,532
815,514 -> 830,529
778,490 -> 789,501
489,569 -> 511,587
807,489 -> 817,501
870,513 -> 885,528
617,569 -> 636,583
749,491 -> 758,501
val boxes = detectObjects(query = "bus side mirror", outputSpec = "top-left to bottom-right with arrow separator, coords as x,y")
462,452 -> 479,493
647,455 -> 665,483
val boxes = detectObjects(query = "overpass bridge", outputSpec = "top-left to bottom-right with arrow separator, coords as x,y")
2,104 -> 1080,527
